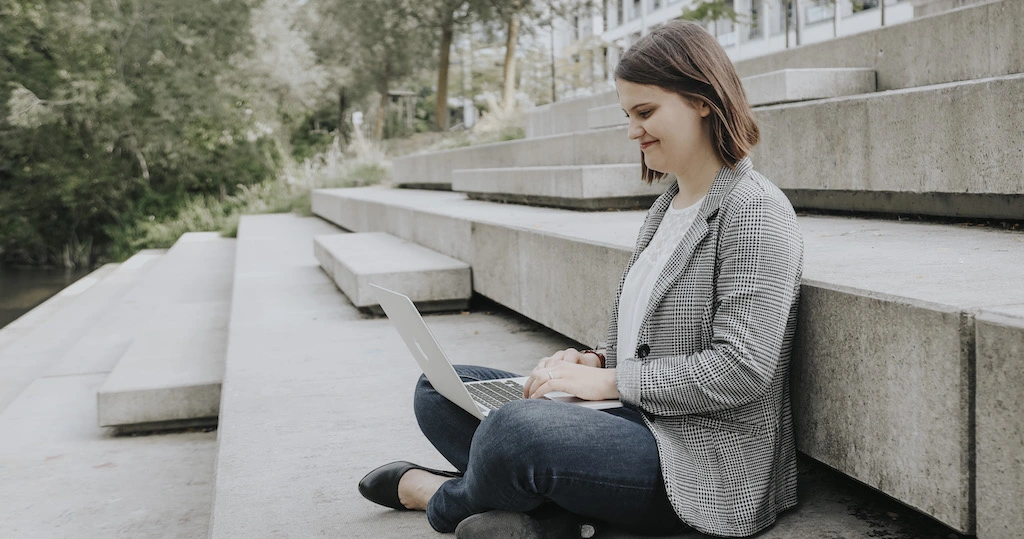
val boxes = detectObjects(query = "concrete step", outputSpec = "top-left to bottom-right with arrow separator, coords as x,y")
525,89 -> 616,138
393,127 -> 632,190
0,252 -> 165,413
975,305 -> 1024,538
588,68 -> 878,130
452,164 -> 664,210
312,185 -> 1024,534
0,264 -> 120,355
208,213 -> 965,538
314,232 -> 471,312
397,73 -> 1024,220
97,233 -> 235,431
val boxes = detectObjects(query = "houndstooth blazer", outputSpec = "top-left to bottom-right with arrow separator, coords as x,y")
605,157 -> 803,538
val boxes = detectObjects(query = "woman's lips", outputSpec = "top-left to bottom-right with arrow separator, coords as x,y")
640,140 -> 658,151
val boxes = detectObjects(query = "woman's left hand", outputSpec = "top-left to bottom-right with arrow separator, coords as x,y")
523,362 -> 620,402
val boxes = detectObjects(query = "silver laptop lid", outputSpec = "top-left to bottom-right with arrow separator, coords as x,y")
370,284 -> 486,419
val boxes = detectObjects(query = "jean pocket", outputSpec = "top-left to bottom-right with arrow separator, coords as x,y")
686,414 -> 763,438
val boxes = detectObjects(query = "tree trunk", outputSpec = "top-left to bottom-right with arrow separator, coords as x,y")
338,88 -> 349,143
502,13 -> 521,111
375,74 -> 389,140
785,1 -> 790,48
793,0 -> 801,45
435,6 -> 455,131
549,16 -> 557,103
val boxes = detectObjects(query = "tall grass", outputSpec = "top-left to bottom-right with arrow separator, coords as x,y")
112,133 -> 389,259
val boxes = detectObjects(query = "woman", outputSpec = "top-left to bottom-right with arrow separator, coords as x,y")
358,21 -> 803,538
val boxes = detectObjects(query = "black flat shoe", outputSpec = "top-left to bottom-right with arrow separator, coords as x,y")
455,510 -> 585,539
357,461 -> 461,510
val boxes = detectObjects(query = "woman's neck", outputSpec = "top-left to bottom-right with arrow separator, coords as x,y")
672,152 -> 725,209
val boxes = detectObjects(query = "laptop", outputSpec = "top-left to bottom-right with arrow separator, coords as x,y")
371,284 -> 622,420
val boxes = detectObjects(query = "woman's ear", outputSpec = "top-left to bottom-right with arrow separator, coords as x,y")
697,100 -> 711,118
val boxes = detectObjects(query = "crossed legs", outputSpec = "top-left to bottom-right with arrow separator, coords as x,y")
413,365 -> 685,535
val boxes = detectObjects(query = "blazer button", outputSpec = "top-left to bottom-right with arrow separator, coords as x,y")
636,344 -> 650,359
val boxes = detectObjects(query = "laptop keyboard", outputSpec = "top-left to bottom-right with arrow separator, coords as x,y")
466,379 -> 525,410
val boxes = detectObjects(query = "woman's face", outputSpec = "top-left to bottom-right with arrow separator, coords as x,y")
615,79 -> 712,178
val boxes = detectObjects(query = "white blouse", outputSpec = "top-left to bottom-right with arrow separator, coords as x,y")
616,195 -> 704,362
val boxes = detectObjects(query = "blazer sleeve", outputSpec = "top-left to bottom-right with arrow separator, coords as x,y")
615,193 -> 803,416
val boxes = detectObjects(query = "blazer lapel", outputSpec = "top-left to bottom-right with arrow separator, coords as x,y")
637,158 -> 754,338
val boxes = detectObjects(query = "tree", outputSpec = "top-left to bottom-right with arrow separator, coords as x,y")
679,0 -> 743,38
0,0 -> 277,266
318,0 -> 435,140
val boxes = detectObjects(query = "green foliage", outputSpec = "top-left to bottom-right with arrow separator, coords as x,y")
679,0 -> 743,25
111,137 -> 389,258
0,0 -> 281,267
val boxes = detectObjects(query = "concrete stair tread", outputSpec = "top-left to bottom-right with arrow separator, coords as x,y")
97,232 -> 235,430
0,251 -> 167,413
452,164 -> 664,209
314,232 -> 471,311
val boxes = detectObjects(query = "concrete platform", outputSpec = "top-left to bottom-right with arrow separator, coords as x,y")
314,232 -> 471,312
207,212 -> 967,538
312,186 -> 1024,532
975,305 -> 1024,539
0,370 -> 214,538
0,252 -> 164,412
452,164 -> 665,210
97,233 -> 235,430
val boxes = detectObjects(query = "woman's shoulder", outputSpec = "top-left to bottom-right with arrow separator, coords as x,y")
720,168 -> 798,224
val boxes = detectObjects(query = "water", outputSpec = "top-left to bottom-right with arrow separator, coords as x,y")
0,265 -> 90,329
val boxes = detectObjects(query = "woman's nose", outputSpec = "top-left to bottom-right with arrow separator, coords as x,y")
627,120 -> 643,140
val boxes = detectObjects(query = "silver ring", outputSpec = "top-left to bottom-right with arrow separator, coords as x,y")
547,370 -> 554,380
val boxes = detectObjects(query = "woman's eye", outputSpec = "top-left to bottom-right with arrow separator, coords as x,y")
638,110 -> 651,118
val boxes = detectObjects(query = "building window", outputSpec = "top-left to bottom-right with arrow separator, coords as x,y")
632,0 -> 641,20
616,0 -> 624,26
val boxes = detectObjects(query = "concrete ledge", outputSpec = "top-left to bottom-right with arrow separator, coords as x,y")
313,232 -> 471,312
452,164 -> 665,210
312,186 -> 1024,532
97,233 -> 235,429
742,68 -> 876,106
755,72 -> 1024,219
734,0 -> 1019,92
975,305 -> 1024,538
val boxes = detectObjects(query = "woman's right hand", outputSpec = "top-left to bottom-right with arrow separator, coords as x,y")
522,348 -> 602,398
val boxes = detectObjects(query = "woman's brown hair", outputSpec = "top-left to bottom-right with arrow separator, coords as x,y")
615,21 -> 759,183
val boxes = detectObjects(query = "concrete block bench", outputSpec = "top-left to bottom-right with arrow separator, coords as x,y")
452,164 -> 665,210
97,233 -> 235,432
314,232 -> 471,313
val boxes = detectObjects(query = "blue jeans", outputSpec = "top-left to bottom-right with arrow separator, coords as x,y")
414,365 -> 687,535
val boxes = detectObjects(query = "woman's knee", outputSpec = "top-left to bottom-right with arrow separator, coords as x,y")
472,400 -> 552,458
